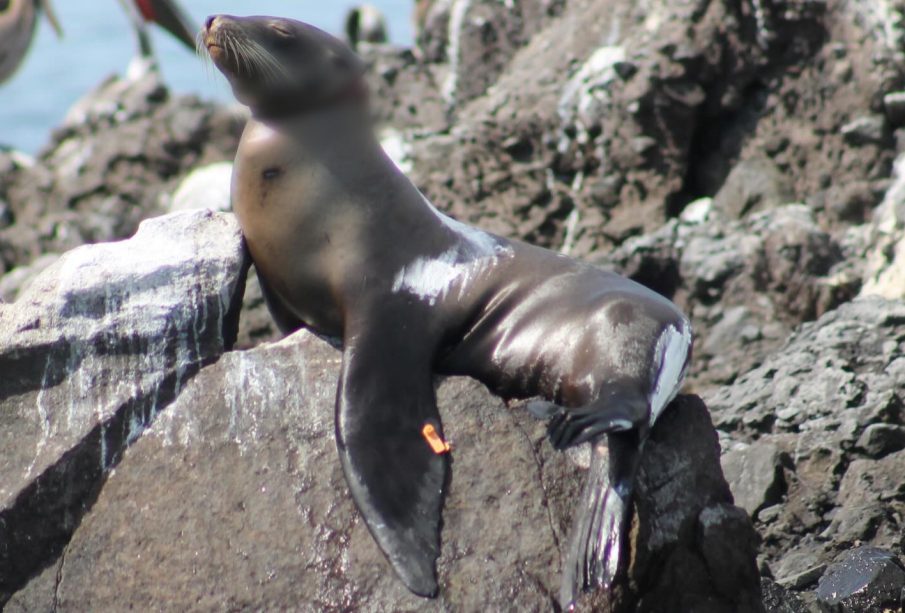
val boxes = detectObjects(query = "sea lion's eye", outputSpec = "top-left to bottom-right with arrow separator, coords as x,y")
262,166 -> 282,180
270,23 -> 293,38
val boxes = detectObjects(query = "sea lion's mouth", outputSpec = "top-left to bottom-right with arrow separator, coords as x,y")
202,15 -> 239,75
205,40 -> 227,66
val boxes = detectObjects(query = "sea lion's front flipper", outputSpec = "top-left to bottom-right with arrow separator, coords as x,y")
335,317 -> 447,597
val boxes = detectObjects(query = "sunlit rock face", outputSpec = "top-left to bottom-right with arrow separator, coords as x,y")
0,210 -> 247,603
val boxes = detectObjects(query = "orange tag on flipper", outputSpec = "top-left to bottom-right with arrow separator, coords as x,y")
422,424 -> 451,454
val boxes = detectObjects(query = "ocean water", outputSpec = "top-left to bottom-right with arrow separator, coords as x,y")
0,1 -> 414,154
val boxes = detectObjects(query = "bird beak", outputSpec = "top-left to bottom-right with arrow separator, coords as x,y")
39,0 -> 64,38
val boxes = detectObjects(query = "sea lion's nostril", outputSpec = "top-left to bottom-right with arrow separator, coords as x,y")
205,15 -> 216,31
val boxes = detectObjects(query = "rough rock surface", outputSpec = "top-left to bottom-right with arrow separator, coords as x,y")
0,67 -> 243,272
707,297 -> 905,600
5,325 -> 757,611
815,546 -> 905,612
602,203 -> 857,389
4,0 -> 905,608
0,210 -> 247,604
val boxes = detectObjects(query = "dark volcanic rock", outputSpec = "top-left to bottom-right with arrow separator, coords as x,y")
234,266 -> 282,350
627,396 -> 762,613
712,157 -> 795,220
0,210 -> 247,605
416,0 -> 564,109
855,423 -> 905,459
721,441 -> 787,518
358,44 -> 448,134
6,330 -> 756,611
815,547 -> 905,612
706,297 -> 905,595
761,577 -> 808,613
404,0 -> 901,259
602,204 -> 855,389
0,67 -> 243,272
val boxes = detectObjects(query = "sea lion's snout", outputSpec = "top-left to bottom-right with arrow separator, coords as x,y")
202,14 -> 233,68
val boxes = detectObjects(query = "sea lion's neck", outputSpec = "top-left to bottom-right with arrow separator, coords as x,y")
237,104 -> 457,304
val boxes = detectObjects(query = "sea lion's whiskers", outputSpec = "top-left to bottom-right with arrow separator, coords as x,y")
242,39 -> 288,84
225,35 -> 243,75
220,33 -> 237,73
239,43 -> 274,81
196,31 -> 216,80
232,35 -> 254,78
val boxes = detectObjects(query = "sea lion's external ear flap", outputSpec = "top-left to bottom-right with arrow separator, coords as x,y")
335,313 -> 448,597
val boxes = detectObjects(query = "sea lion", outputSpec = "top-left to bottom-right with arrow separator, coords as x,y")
0,0 -> 62,85
202,14 -> 692,607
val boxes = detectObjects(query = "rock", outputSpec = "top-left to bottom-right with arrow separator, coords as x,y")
679,197 -> 713,225
861,152 -> 905,299
776,560 -> 827,591
0,253 -> 60,303
818,181 -> 877,224
5,329 -> 757,612
0,210 -> 247,604
403,0 -> 898,262
816,547 -> 905,612
706,297 -> 905,586
168,161 -> 234,212
855,424 -> 905,458
840,115 -> 888,146
761,576 -> 808,613
626,396 -> 762,612
882,91 -> 905,126
605,204 -> 852,389
721,441 -> 786,518
357,44 -> 448,134
415,0 -> 564,108
234,266 -> 282,350
711,157 -> 794,220
0,69 -> 243,272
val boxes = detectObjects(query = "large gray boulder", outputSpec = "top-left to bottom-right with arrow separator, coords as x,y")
0,210 -> 247,604
5,324 -> 759,611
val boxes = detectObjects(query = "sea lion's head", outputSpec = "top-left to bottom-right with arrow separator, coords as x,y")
202,15 -> 366,118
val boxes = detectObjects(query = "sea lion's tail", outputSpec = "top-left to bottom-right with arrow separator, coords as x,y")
560,431 -> 642,609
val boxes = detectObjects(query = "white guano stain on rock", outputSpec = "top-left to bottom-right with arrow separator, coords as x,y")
857,0 -> 905,53
442,0 -> 473,105
0,209 -> 245,509
861,153 -> 905,298
557,45 -> 626,150
169,161 -> 234,213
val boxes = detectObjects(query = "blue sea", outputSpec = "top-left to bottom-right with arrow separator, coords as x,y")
0,1 -> 414,154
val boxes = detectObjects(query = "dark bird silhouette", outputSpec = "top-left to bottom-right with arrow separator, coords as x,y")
1,0 -> 197,85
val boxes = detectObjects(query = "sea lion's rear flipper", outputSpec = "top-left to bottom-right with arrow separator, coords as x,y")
560,431 -> 642,608
335,318 -> 447,597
